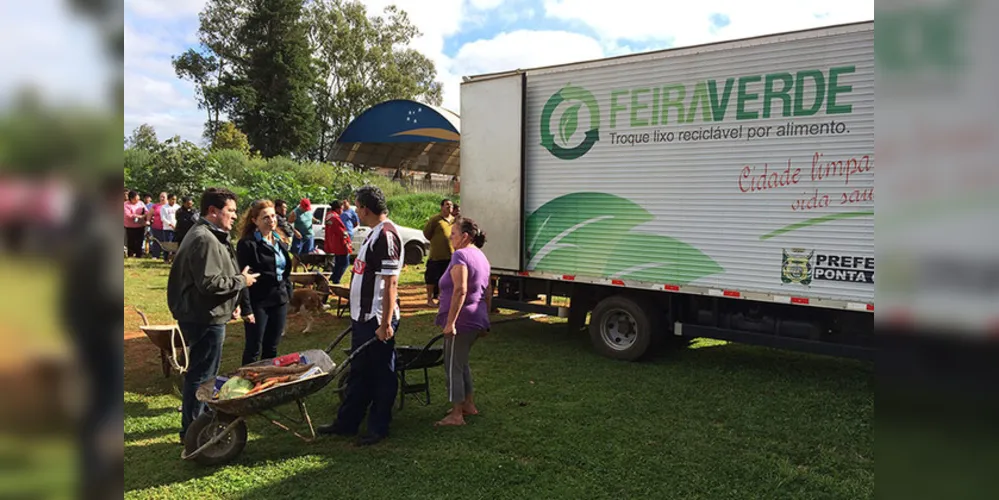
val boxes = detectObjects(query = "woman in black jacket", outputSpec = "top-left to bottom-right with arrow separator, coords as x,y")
236,199 -> 293,365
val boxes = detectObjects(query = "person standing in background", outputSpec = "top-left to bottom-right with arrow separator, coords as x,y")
288,198 -> 317,255
340,199 -> 359,240
323,201 -> 351,284
123,190 -> 147,257
423,199 -> 454,307
273,199 -> 295,245
174,196 -> 198,244
148,192 -> 167,258
142,193 -> 154,255
160,193 -> 180,260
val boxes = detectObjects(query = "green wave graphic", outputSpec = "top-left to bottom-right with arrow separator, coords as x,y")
760,211 -> 873,240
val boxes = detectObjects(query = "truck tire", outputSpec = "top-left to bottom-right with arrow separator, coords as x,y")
404,242 -> 426,265
589,295 -> 657,361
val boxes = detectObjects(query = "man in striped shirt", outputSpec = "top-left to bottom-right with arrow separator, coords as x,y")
318,186 -> 403,446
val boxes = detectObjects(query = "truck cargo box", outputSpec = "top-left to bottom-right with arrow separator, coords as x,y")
462,22 -> 874,314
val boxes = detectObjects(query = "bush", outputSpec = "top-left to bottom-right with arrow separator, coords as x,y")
386,193 -> 459,229
124,143 -> 456,229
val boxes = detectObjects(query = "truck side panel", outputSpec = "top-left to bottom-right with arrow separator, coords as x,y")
522,23 -> 874,308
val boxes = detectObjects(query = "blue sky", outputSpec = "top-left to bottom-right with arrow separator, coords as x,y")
122,0 -> 874,143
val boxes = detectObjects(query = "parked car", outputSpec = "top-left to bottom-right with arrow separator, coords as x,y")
311,204 -> 429,265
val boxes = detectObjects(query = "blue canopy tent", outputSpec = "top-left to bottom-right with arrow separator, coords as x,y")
328,99 -> 460,176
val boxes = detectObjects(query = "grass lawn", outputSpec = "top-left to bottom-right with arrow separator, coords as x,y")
124,258 -> 873,499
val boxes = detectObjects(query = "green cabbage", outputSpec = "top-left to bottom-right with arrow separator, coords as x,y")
218,377 -> 254,400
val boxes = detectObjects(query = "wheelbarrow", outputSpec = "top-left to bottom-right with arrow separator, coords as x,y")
135,308 -> 187,378
181,326 -> 376,466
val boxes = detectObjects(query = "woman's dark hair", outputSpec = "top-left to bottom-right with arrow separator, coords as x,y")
200,187 -> 238,216
456,217 -> 487,248
127,190 -> 138,200
355,185 -> 388,215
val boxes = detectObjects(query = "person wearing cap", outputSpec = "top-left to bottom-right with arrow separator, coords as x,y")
288,198 -> 318,255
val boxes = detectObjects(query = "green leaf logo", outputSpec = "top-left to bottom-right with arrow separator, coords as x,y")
559,104 -> 581,145
526,192 -> 723,285
540,85 -> 600,160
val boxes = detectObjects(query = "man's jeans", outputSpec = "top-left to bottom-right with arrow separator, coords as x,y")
178,322 -> 226,440
291,235 -> 315,255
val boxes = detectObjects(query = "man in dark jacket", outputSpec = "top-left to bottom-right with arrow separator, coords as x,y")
168,187 -> 259,441
173,196 -> 198,244
274,199 -> 295,242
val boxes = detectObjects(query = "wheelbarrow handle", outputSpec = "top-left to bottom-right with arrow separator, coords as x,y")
398,334 -> 445,372
331,336 -> 380,377
324,325 -> 353,354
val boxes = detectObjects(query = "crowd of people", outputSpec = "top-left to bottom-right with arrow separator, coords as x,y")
123,190 -> 198,259
157,185 -> 491,448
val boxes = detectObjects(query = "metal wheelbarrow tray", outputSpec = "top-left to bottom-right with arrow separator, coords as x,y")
181,327 -> 375,466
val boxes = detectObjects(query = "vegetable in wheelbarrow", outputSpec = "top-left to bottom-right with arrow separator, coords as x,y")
217,377 -> 254,400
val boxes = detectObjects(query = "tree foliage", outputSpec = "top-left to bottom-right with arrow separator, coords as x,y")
211,122 -> 251,154
123,124 -> 407,214
230,0 -> 317,158
306,0 -> 443,158
173,0 -> 444,159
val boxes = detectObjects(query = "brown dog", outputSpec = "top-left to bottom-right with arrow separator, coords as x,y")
287,272 -> 331,333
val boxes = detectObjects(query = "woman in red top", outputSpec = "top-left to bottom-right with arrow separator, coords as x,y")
324,200 -> 352,284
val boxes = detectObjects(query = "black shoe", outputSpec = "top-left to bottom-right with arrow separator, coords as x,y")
356,433 -> 386,447
317,423 -> 355,437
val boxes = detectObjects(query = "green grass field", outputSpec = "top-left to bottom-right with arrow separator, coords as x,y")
124,259 -> 873,499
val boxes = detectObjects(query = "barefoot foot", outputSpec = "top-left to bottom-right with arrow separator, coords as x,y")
434,415 -> 466,426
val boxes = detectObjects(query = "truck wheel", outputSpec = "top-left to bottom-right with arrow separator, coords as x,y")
404,242 -> 426,265
589,295 -> 656,361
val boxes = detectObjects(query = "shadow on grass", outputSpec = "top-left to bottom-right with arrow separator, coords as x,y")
124,441 -> 216,493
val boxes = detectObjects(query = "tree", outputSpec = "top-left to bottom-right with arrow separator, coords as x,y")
211,121 -> 251,154
227,0 -> 317,158
173,0 -> 252,142
125,124 -> 160,152
306,0 -> 443,159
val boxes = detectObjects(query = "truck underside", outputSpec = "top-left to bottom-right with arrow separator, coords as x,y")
494,275 -> 875,361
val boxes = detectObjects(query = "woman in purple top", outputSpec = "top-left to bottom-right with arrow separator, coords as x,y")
435,218 -> 491,427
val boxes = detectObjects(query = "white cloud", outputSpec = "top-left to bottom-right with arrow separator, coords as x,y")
470,0 -> 506,9
542,0 -> 873,46
452,30 -> 605,76
124,0 -> 207,20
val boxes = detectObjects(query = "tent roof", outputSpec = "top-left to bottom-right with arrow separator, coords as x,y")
329,99 -> 460,176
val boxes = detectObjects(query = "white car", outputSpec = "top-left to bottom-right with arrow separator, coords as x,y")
310,204 -> 429,265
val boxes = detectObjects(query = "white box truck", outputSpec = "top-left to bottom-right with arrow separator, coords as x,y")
460,21 -> 874,361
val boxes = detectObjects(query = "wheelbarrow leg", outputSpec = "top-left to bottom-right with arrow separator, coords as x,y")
160,350 -> 171,378
262,400 -> 318,443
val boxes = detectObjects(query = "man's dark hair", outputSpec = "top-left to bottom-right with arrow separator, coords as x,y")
330,199 -> 342,212
440,198 -> 451,207
355,185 -> 388,215
200,187 -> 238,216
274,199 -> 287,209
181,195 -> 193,204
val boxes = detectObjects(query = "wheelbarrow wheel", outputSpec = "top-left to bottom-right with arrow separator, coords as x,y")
184,412 -> 247,466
